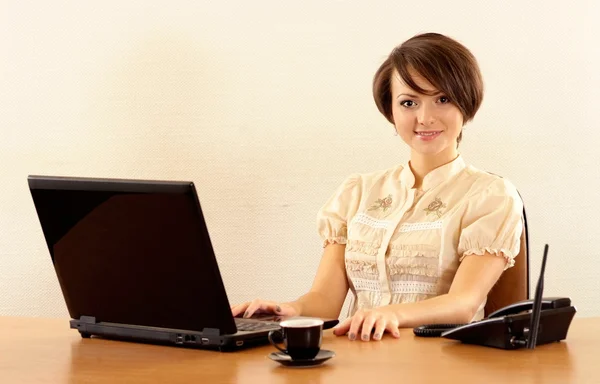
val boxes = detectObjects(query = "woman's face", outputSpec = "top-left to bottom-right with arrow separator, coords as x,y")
390,69 -> 464,159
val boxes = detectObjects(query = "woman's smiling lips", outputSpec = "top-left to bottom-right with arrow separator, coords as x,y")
414,130 -> 442,141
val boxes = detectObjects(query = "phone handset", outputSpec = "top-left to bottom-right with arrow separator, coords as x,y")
487,297 -> 572,318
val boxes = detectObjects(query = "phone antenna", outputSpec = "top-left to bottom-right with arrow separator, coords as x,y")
527,244 -> 548,349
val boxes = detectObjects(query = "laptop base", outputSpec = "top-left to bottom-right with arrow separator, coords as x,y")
70,316 -> 274,352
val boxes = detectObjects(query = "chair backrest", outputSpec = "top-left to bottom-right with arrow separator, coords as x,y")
484,200 -> 530,317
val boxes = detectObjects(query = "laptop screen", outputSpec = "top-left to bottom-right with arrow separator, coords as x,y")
28,176 -> 237,334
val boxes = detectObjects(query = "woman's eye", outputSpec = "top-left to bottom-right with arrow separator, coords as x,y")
438,96 -> 450,104
400,100 -> 416,108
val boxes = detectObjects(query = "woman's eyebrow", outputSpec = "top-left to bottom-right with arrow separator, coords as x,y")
397,91 -> 442,99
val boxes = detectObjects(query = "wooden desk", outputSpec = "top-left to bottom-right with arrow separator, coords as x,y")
1,316 -> 598,383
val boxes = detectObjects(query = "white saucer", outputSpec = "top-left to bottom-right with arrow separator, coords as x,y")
268,349 -> 335,367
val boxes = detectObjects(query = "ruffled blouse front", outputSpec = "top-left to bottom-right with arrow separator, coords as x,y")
316,155 -> 524,321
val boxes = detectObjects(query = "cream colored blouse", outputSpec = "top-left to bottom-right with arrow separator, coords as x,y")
316,155 -> 524,321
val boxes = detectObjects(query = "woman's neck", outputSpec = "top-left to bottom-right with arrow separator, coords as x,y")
409,148 -> 459,189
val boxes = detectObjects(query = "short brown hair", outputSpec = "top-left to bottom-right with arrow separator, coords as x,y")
373,33 -> 484,144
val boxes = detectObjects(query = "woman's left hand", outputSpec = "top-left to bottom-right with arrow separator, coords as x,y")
332,306 -> 401,341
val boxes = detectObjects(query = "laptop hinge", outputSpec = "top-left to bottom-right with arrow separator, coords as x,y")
202,328 -> 221,336
69,315 -> 97,332
78,315 -> 97,324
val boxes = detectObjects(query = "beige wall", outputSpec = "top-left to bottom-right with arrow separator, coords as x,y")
1,1 -> 599,319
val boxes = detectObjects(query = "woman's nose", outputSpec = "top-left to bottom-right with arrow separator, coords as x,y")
417,104 -> 436,126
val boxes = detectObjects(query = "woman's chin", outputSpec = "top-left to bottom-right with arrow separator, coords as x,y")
410,141 -> 448,156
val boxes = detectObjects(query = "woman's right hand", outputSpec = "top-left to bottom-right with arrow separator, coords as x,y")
231,299 -> 300,318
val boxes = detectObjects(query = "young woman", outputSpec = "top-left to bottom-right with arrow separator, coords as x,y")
232,32 -> 523,342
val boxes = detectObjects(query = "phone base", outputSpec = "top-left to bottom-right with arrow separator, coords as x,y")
441,305 -> 576,349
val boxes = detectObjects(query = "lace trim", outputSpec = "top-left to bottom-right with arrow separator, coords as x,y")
346,239 -> 379,256
345,259 -> 378,274
388,243 -> 437,251
351,213 -> 392,229
390,281 -> 437,295
387,249 -> 438,258
460,247 -> 515,269
387,243 -> 438,258
398,221 -> 442,233
350,279 -> 437,295
387,257 -> 438,270
352,277 -> 381,292
346,258 -> 439,277
322,236 -> 347,247
387,264 -> 439,277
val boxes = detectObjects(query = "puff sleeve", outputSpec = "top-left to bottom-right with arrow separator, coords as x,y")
457,178 -> 524,270
316,174 -> 362,247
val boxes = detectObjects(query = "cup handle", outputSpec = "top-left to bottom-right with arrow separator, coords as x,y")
268,330 -> 287,354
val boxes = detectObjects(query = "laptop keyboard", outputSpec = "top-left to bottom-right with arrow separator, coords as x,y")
235,318 -> 280,332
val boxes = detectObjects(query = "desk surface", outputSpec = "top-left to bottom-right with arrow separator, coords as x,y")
1,316 -> 598,383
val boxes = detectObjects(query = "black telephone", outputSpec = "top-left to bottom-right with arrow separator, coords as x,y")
414,244 -> 577,350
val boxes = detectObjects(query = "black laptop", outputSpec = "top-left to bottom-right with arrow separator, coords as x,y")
27,175 -> 338,351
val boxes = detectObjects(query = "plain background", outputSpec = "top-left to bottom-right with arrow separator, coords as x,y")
1,1 -> 599,319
